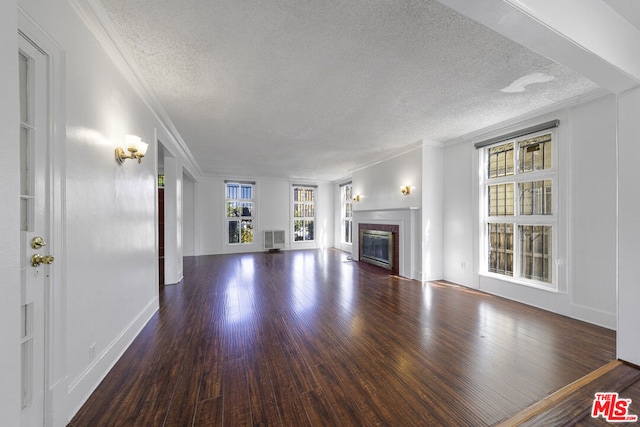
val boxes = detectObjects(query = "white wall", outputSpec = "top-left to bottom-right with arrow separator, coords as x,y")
442,94 -> 618,328
422,143 -> 443,281
569,95 -> 617,325
15,0 -> 173,423
351,147 -> 422,211
196,176 -> 334,255
443,140 -> 477,287
0,1 -> 21,425
183,174 -> 196,257
618,86 -> 640,365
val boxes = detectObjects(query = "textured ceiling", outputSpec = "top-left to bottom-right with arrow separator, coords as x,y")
98,0 -> 599,181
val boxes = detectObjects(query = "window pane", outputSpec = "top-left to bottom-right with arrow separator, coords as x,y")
305,220 -> 314,241
21,198 -> 29,232
294,219 -> 315,241
228,219 -> 253,244
488,142 -> 514,178
241,219 -> 253,243
240,185 -> 252,200
344,185 -> 352,201
228,220 -> 240,244
519,180 -> 552,215
488,223 -> 513,276
293,187 -> 314,202
19,53 -> 28,123
518,133 -> 552,173
344,220 -> 351,243
488,183 -> 514,216
239,202 -> 253,217
519,225 -> 552,283
294,220 -> 304,241
226,183 -> 239,199
21,126 -> 29,196
227,201 -> 240,217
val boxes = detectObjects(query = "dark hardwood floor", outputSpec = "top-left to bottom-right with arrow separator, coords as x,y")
69,249 -> 617,426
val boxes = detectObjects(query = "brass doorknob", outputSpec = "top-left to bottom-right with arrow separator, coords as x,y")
31,254 -> 54,267
31,236 -> 47,249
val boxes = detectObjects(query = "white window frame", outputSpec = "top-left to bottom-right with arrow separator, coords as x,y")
340,183 -> 353,245
224,181 -> 256,246
479,127 -> 559,291
292,185 -> 316,243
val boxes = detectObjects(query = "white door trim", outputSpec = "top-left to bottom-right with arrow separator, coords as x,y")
18,8 -> 67,427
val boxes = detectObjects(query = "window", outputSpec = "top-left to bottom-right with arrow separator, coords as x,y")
293,185 -> 315,242
341,183 -> 353,244
482,130 -> 556,287
226,181 -> 254,244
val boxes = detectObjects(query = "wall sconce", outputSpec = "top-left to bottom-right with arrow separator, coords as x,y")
353,194 -> 361,202
401,185 -> 411,196
115,135 -> 148,164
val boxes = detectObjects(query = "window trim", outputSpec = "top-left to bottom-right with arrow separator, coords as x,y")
479,127 -> 559,291
224,181 -> 256,246
340,183 -> 353,245
292,184 -> 317,244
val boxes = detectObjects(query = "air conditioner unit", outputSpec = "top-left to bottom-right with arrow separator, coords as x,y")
264,230 -> 285,250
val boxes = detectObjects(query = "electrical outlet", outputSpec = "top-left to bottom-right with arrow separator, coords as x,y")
89,343 -> 96,359
461,261 -> 466,270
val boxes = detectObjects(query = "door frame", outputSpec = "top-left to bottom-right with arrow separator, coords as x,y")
18,8 -> 66,427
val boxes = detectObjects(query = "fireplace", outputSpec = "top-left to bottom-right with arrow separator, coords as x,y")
360,230 -> 393,270
358,223 -> 400,275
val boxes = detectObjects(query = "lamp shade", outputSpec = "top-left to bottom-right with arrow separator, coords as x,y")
125,134 -> 142,153
137,141 -> 149,157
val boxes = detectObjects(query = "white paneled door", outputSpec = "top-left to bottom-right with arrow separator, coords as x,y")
19,33 -> 50,427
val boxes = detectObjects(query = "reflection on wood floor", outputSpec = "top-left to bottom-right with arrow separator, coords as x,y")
69,249 -> 617,426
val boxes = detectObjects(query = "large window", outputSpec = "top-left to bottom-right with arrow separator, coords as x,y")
226,181 -> 254,244
293,185 -> 315,242
341,183 -> 353,244
482,129 -> 556,288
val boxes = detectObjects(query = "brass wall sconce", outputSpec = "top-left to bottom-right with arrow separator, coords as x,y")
401,185 -> 411,196
353,195 -> 361,202
115,134 -> 148,164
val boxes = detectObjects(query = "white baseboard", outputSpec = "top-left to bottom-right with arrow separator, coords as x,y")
571,303 -> 616,330
65,297 -> 159,423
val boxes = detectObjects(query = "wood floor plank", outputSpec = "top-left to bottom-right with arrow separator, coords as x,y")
222,357 -> 252,426
69,250 -> 618,426
194,397 -> 223,426
518,362 -> 640,426
245,327 -> 283,427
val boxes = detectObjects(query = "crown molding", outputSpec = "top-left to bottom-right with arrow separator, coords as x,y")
349,141 -> 425,175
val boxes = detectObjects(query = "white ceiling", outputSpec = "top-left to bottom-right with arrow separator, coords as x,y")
98,0 -> 600,181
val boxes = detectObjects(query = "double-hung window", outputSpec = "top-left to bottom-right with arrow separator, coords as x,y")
226,181 -> 254,244
481,127 -> 557,289
293,185 -> 315,242
341,183 -> 353,244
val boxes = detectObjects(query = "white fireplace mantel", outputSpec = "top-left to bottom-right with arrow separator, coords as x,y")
353,208 -> 421,280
